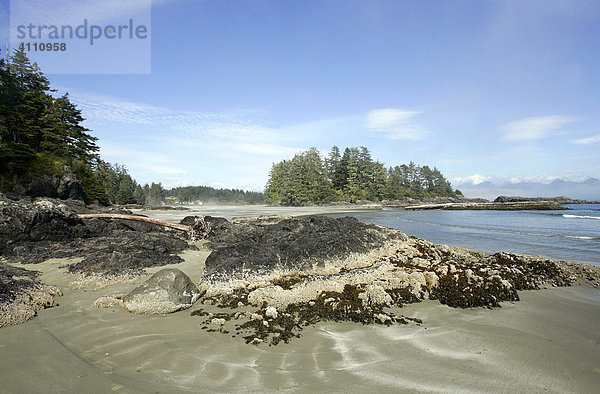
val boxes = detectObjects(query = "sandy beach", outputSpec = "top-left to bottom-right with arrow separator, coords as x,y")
2,207 -> 600,394
3,1 -> 599,391
130,204 -> 382,222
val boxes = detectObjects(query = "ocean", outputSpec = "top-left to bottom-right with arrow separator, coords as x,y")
327,204 -> 600,267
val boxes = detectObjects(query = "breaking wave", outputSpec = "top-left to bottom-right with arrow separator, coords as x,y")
563,214 -> 600,220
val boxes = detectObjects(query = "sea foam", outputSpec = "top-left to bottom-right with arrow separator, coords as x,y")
563,214 -> 600,220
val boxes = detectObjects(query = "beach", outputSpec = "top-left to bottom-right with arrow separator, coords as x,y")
130,203 -> 383,222
1,205 -> 600,393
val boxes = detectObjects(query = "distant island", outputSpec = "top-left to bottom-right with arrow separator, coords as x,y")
493,196 -> 599,204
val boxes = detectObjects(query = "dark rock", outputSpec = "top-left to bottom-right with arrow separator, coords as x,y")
0,199 -> 87,252
27,176 -> 59,199
0,262 -> 62,328
26,172 -> 87,202
0,197 -> 191,275
179,216 -> 196,226
405,201 -> 568,211
123,268 -> 202,314
180,215 -> 229,229
56,174 -> 86,201
0,262 -> 40,305
203,215 -> 400,277
493,195 -> 595,204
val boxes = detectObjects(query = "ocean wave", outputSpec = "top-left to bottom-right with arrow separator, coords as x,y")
563,214 -> 600,220
565,236 -> 600,240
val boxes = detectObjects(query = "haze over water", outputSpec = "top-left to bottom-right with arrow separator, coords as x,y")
328,204 -> 600,267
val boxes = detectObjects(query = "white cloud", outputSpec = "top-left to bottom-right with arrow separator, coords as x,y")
453,174 -> 492,185
454,174 -> 591,187
500,115 -> 576,141
572,134 -> 600,145
366,109 -> 420,129
366,108 -> 429,140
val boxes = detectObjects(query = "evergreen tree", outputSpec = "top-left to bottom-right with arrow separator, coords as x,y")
133,184 -> 146,204
44,94 -> 98,161
0,49 -> 101,198
325,145 -> 341,185
115,174 -> 135,204
264,146 -> 461,205
147,182 -> 165,205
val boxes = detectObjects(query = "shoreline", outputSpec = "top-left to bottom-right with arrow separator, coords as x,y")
1,253 -> 599,392
405,201 -> 569,211
130,203 -> 383,222
1,204 -> 600,391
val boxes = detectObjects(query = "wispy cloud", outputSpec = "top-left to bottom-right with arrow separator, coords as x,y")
99,143 -> 188,175
366,108 -> 429,140
11,0 -> 177,25
75,92 -> 262,134
499,115 -> 576,141
572,134 -> 600,145
73,92 -> 281,142
69,91 -> 310,190
230,143 -> 301,157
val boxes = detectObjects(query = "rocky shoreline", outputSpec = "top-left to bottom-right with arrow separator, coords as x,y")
1,195 -> 599,345
405,201 -> 569,210
0,262 -> 62,328
192,215 -> 588,344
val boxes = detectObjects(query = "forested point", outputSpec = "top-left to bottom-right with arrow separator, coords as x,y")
265,146 -> 462,206
0,49 -> 262,205
1,50 -> 456,207
167,186 -> 264,205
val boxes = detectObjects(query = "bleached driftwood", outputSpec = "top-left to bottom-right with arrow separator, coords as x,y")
78,214 -> 211,240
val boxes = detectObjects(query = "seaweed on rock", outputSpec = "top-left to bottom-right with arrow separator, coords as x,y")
193,216 -> 576,345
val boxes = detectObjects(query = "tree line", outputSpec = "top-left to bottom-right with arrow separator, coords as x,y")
167,186 -> 264,204
265,146 -> 462,205
0,49 -> 264,205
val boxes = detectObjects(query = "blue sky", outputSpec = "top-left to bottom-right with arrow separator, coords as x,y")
2,0 -> 599,195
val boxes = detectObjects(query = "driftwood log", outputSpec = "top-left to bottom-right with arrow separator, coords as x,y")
78,214 -> 211,240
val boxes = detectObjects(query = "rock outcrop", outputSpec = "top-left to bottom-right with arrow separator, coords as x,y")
203,215 -> 402,278
122,268 -> 202,314
0,262 -> 62,328
494,196 -> 598,204
0,196 -> 191,275
193,215 -> 579,345
405,201 -> 568,210
26,173 -> 87,202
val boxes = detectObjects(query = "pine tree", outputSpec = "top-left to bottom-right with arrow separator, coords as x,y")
44,94 -> 98,160
0,49 -> 102,198
115,174 -> 135,204
263,146 -> 461,205
147,182 -> 165,205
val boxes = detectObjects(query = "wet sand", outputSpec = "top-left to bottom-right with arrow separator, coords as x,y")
2,248 -> 600,393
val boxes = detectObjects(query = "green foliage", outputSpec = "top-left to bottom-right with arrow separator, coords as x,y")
265,147 -> 333,205
0,50 -> 261,206
265,146 -> 461,205
167,185 -> 263,205
0,49 -> 100,198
